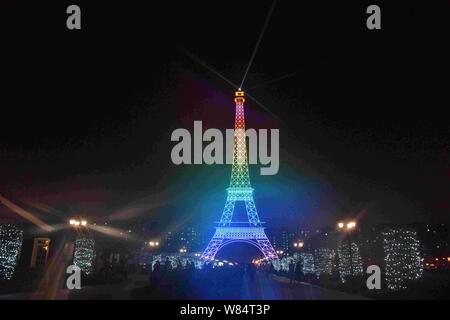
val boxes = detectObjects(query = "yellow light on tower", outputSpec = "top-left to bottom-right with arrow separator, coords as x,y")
234,90 -> 245,104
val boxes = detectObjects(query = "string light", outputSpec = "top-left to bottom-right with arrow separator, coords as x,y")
295,252 -> 315,274
337,241 -> 363,282
382,228 -> 423,290
314,248 -> 335,276
270,253 -> 315,274
0,224 -> 23,280
73,238 -> 96,276
202,91 -> 277,260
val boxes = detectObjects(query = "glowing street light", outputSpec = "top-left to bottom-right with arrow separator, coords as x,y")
346,221 -> 356,230
337,220 -> 357,232
69,218 -> 87,227
179,248 -> 187,253
293,241 -> 304,248
149,241 -> 160,247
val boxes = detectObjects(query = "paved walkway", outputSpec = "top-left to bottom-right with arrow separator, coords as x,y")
0,273 -> 368,300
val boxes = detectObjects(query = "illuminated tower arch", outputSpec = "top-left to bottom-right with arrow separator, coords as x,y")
201,90 -> 277,261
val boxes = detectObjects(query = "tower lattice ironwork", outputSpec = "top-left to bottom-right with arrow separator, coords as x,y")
201,90 -> 277,261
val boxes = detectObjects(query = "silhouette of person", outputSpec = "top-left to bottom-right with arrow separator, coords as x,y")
164,257 -> 172,273
288,261 -> 295,284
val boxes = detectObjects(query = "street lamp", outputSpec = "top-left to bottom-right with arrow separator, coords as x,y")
346,221 -> 356,230
293,241 -> 304,249
69,218 -> 87,227
149,241 -> 160,248
337,220 -> 358,276
179,248 -> 187,253
337,221 -> 356,232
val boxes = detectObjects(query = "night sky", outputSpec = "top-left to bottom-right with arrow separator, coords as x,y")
0,1 -> 449,232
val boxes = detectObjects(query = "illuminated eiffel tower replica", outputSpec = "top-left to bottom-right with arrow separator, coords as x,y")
201,90 -> 278,261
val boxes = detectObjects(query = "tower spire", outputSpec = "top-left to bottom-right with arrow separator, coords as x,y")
230,90 -> 251,189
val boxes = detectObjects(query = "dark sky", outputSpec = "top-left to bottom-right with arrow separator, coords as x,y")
0,1 -> 449,230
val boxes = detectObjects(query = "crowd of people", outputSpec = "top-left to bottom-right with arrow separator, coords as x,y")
131,258 -> 260,299
93,253 -> 129,281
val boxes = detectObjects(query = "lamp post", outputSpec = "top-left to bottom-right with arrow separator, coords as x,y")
337,220 -> 357,276
68,218 -> 89,266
